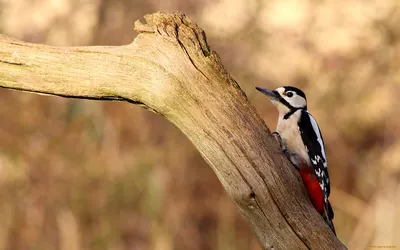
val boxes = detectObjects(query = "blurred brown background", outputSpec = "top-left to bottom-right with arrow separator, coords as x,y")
0,0 -> 399,249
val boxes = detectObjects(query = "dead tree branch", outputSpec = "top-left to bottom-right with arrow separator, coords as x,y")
0,12 -> 347,250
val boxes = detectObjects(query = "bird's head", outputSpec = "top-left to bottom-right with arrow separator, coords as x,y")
255,86 -> 307,115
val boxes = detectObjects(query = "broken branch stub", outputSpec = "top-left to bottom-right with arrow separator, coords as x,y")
0,12 -> 347,250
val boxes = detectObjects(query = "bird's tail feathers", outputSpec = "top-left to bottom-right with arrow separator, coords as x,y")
323,200 -> 336,235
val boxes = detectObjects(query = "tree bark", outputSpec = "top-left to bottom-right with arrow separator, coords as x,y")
0,12 -> 347,250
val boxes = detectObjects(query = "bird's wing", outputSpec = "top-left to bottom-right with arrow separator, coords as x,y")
298,111 -> 331,198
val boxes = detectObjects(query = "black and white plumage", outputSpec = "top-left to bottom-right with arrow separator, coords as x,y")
256,86 -> 335,234
299,109 -> 330,198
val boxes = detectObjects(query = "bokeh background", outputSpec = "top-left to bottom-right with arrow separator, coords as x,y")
0,0 -> 399,249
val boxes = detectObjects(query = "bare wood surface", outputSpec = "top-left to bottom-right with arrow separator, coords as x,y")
0,12 -> 347,250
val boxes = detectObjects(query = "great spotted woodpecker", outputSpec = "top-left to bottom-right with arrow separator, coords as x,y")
255,86 -> 336,235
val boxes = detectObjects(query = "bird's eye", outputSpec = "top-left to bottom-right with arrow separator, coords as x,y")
286,92 -> 294,97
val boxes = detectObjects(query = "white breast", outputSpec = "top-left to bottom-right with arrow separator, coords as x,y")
276,111 -> 310,165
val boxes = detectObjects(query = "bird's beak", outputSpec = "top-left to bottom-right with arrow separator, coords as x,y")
255,87 -> 279,101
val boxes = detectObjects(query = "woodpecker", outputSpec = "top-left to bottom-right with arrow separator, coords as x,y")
255,85 -> 336,235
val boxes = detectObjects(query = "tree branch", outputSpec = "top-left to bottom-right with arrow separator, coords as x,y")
0,12 -> 347,250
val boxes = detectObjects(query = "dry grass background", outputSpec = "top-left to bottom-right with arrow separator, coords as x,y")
0,0 -> 399,249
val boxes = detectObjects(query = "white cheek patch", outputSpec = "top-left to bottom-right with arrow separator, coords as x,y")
282,96 -> 291,104
291,96 -> 306,108
276,90 -> 306,109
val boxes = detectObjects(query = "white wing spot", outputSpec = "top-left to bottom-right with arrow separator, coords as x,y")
319,182 -> 325,192
315,168 -> 322,177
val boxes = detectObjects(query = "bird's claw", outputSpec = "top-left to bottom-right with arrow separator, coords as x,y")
272,132 -> 302,170
272,132 -> 287,153
272,132 -> 281,142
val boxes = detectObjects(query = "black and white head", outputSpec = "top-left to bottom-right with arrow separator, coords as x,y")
255,86 -> 307,116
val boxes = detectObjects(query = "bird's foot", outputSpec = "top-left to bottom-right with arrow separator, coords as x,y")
272,132 -> 287,153
272,132 -> 302,170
